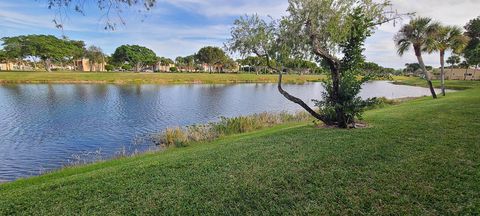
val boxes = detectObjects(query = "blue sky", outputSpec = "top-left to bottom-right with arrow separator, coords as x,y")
0,0 -> 478,69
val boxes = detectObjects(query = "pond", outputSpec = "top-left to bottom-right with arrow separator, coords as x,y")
0,81 -> 439,181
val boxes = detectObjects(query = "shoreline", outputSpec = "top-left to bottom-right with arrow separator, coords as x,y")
0,71 -> 325,85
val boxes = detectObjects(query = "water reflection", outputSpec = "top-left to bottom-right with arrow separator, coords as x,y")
0,81 -> 441,181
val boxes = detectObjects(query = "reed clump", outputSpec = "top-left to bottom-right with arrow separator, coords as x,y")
152,111 -> 311,148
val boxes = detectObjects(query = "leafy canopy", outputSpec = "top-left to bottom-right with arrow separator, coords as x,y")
426,25 -> 468,55
464,16 -> 480,66
1,35 -> 83,61
85,46 -> 105,64
111,45 -> 157,69
195,46 -> 228,65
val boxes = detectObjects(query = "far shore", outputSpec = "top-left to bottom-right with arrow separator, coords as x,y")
0,71 -> 325,85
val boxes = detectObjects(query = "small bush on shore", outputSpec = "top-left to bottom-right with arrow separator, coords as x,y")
152,111 -> 312,148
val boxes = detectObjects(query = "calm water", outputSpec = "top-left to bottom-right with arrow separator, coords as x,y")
0,81 -> 439,181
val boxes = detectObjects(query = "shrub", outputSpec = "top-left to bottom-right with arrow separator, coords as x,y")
121,64 -> 132,71
169,67 -> 178,72
105,65 -> 114,71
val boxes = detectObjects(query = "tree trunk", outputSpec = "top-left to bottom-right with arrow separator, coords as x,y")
135,63 -> 141,73
44,59 -> 52,72
330,66 -> 347,128
277,72 -> 331,125
440,50 -> 446,96
415,48 -> 437,99
475,65 -> 478,80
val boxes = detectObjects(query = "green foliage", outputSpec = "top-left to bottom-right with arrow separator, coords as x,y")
1,35 -> 85,71
121,64 -> 132,71
195,46 -> 228,65
111,45 -> 157,71
0,50 -> 6,62
427,25 -> 468,55
446,55 -> 461,67
395,17 -> 441,57
464,16 -> 480,67
85,45 -> 104,71
362,62 -> 396,78
313,6 -> 375,125
104,65 -> 114,71
403,63 -> 433,73
158,57 -> 174,66
169,67 -> 178,72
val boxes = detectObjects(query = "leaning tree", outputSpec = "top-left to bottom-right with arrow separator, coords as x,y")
395,17 -> 440,99
227,0 -> 405,128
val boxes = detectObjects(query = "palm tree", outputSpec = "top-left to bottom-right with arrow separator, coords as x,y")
446,55 -> 461,70
395,17 -> 440,99
427,25 -> 468,96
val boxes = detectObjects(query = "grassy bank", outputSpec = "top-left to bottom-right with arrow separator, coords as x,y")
0,71 -> 324,84
392,76 -> 480,90
1,82 -> 479,214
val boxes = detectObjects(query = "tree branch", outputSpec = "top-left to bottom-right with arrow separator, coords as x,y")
305,20 -> 340,71
277,72 -> 331,124
259,53 -> 331,124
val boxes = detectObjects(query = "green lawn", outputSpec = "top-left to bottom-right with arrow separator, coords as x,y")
0,81 -> 479,214
0,71 -> 323,84
392,76 -> 480,90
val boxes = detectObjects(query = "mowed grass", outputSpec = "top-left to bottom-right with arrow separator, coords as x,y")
1,82 -> 479,215
392,76 -> 480,90
0,71 -> 324,84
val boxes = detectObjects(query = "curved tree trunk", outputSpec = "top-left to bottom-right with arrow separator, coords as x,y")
277,72 -> 332,125
415,49 -> 437,99
440,50 -> 446,96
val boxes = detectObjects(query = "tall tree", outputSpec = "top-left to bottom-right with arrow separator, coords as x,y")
395,17 -> 440,99
446,55 -> 461,69
0,36 -> 29,66
85,45 -> 105,72
1,35 -> 83,72
464,16 -> 480,70
195,46 -> 228,73
427,25 -> 468,96
158,57 -> 174,66
228,0 -> 404,128
111,45 -> 157,72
